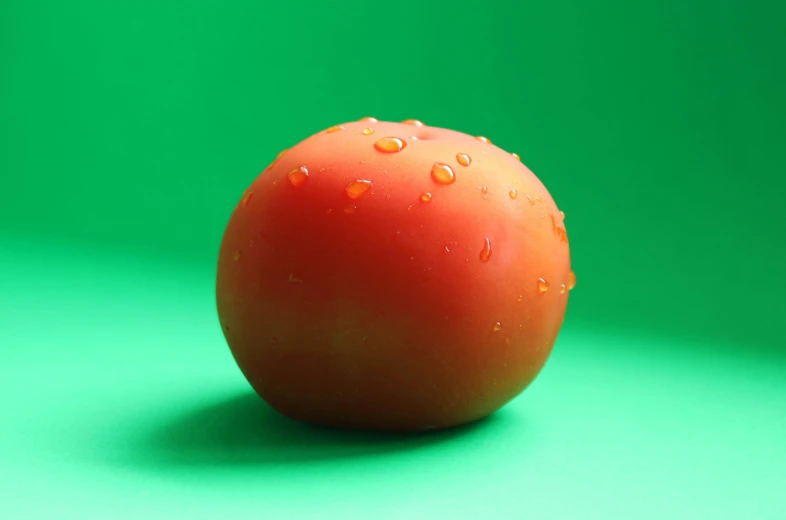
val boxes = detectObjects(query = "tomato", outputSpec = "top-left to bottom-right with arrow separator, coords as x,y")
216,119 -> 573,431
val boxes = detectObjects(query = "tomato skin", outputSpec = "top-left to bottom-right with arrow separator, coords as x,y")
217,121 -> 571,431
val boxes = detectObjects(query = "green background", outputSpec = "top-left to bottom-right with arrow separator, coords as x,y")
1,1 -> 784,518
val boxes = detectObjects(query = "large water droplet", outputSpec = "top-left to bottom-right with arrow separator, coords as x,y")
537,278 -> 549,294
326,125 -> 344,134
374,137 -> 407,153
509,190 -> 518,199
479,238 -> 492,262
568,270 -> 576,290
431,163 -> 456,184
361,117 -> 378,123
288,166 -> 309,187
402,119 -> 424,126
345,179 -> 373,199
456,153 -> 471,166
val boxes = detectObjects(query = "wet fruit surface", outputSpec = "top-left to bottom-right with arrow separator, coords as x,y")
217,119 -> 573,431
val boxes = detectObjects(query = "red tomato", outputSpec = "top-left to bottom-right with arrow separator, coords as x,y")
216,120 -> 573,431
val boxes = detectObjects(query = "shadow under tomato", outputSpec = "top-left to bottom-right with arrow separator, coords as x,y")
131,391 -> 503,467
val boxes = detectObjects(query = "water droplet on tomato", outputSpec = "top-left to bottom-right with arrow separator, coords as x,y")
456,153 -> 471,166
537,278 -> 549,293
492,321 -> 502,332
241,190 -> 254,207
344,205 -> 357,214
402,119 -> 424,126
511,153 -> 520,161
374,137 -> 407,153
362,127 -> 374,135
517,295 -> 523,302
568,270 -> 577,290
481,186 -> 488,194
559,284 -> 566,294
361,117 -> 378,123
479,238 -> 492,262
420,192 -> 432,202
345,179 -> 373,199
233,251 -> 241,261
431,163 -> 455,184
326,125 -> 344,133
288,166 -> 308,187
509,190 -> 518,199
476,136 -> 491,144
560,210 -> 565,219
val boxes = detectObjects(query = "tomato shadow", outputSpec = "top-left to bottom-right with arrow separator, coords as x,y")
126,391 -> 503,468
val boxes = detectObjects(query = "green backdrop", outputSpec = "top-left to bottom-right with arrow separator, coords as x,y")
2,1 -> 785,518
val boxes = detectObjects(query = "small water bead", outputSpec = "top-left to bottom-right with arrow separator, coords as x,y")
559,210 -> 565,219
526,194 -> 535,205
249,239 -> 254,248
568,270 -> 577,290
361,117 -> 378,123
241,190 -> 254,207
479,238 -> 492,262
344,205 -> 357,214
362,127 -> 374,135
288,166 -> 309,187
481,186 -> 488,194
511,153 -> 520,161
374,137 -> 407,153
345,179 -> 373,199
509,190 -> 518,199
476,136 -> 491,144
559,284 -> 566,294
326,125 -> 344,134
233,251 -> 241,261
534,195 -> 543,204
492,321 -> 502,332
402,119 -> 424,126
456,153 -> 472,166
431,162 -> 456,184
420,192 -> 432,203
537,278 -> 549,294
517,295 -> 523,302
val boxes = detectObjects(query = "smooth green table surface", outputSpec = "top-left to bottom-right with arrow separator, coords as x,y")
1,234 -> 784,519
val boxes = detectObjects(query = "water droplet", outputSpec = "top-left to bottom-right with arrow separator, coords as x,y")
326,125 -> 344,134
374,137 -> 407,153
517,295 -> 523,302
431,163 -> 455,184
506,335 -> 511,345
345,179 -> 373,199
326,208 -> 333,214
344,205 -> 357,214
241,190 -> 254,207
233,251 -> 241,261
492,321 -> 502,332
420,192 -> 432,203
361,117 -> 378,123
568,270 -> 576,290
534,195 -> 543,204
537,278 -> 549,294
407,205 -> 413,211
559,284 -> 566,294
402,119 -> 424,126
509,190 -> 518,199
481,186 -> 488,194
479,238 -> 492,262
476,136 -> 491,144
288,166 -> 309,187
559,210 -> 565,219
526,194 -> 535,205
362,127 -> 374,135
511,153 -> 520,161
456,153 -> 472,166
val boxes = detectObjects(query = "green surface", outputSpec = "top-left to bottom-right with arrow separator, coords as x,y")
1,236 -> 785,519
2,0 -> 786,518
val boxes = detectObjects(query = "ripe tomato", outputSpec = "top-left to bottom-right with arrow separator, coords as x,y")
216,119 -> 573,431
